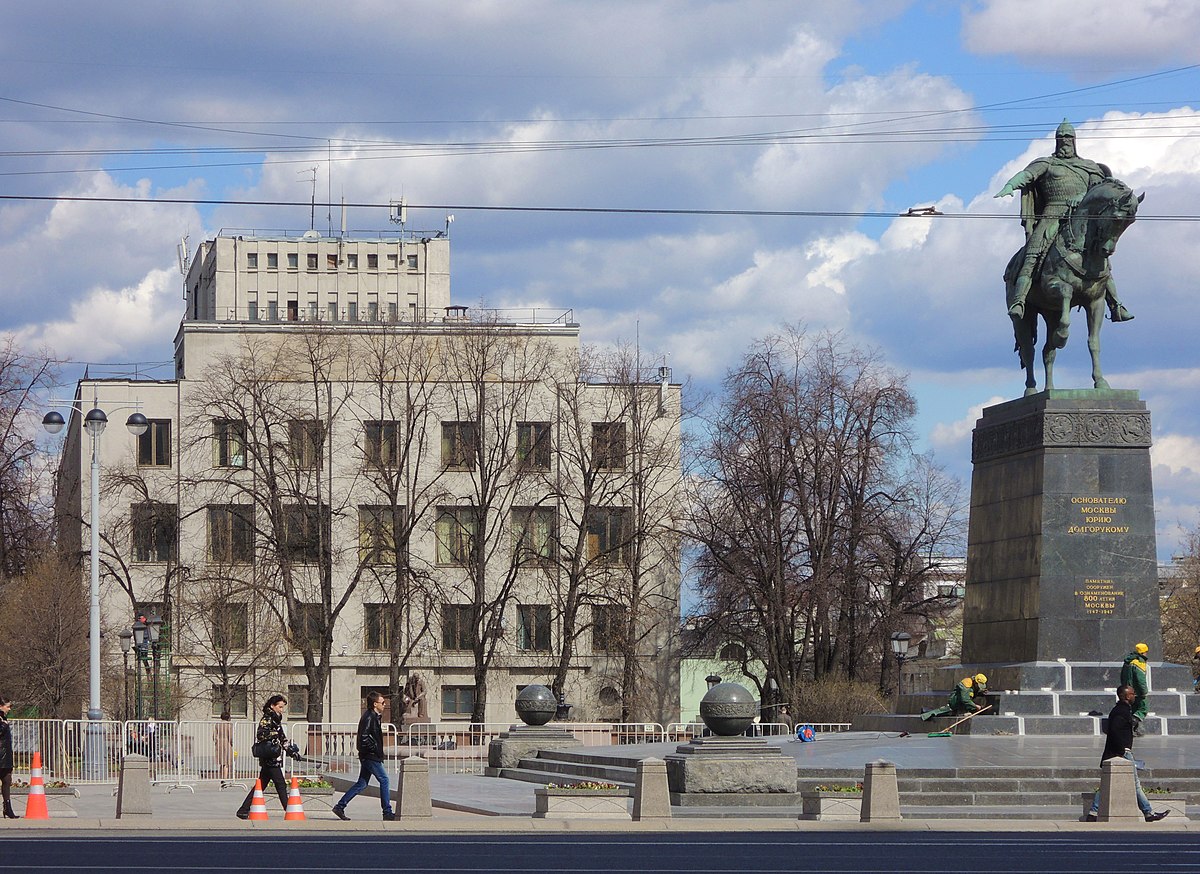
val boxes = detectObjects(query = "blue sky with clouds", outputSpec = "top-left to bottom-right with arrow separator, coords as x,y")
3,1 -> 1199,556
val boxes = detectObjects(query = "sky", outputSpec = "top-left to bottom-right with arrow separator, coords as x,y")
3,1 -> 1200,559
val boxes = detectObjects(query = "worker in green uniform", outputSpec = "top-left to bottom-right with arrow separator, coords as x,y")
920,674 -> 988,721
1120,643 -> 1150,735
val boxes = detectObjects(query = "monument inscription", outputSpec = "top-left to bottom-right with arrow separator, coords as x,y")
1074,578 -> 1126,617
1066,495 -> 1130,535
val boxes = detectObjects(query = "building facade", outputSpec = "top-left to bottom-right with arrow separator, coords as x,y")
52,228 -> 682,727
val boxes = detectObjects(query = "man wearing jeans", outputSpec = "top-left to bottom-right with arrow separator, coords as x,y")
1087,685 -> 1168,822
333,691 -> 395,821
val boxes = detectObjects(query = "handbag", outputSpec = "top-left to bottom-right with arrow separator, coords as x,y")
251,739 -> 279,759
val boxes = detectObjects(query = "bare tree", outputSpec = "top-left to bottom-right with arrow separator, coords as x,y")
1162,525 -> 1200,665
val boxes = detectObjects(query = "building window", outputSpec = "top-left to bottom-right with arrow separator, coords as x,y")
719,643 -> 747,662
441,685 -> 475,718
367,253 -> 378,270
246,252 -> 258,270
287,685 -> 309,719
598,685 -> 621,707
441,422 -> 477,470
363,603 -> 392,651
363,420 -> 400,468
441,604 -> 475,651
386,253 -> 398,270
516,422 -> 550,470
368,301 -> 379,321
281,503 -> 329,565
592,604 -> 624,653
213,418 -> 247,468
347,253 -> 358,270
326,254 -> 338,271
517,604 -> 551,651
207,504 -> 254,564
267,252 -> 278,270
288,604 -> 324,651
327,301 -> 338,321
212,603 -> 249,651
288,419 -> 324,469
407,254 -> 418,270
136,419 -> 171,467
211,684 -> 249,718
592,422 -> 626,470
435,507 -> 478,566
287,252 -> 298,270
347,302 -> 358,322
359,505 -> 403,566
513,506 -> 555,567
306,253 -> 318,271
587,507 -> 630,564
131,502 -> 177,563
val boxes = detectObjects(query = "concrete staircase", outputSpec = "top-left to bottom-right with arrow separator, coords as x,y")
492,747 -> 640,789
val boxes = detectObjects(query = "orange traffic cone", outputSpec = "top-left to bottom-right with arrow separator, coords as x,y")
23,751 -> 49,819
284,777 -> 306,821
247,779 -> 269,821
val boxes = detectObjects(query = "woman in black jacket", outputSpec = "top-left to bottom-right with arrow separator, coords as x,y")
1,695 -> 15,819
235,694 -> 297,819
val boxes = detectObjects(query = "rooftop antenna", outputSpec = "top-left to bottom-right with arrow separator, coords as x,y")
300,166 -> 317,230
326,139 -> 333,235
389,197 -> 407,226
176,234 -> 190,301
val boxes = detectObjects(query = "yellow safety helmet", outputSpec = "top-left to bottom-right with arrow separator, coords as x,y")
974,673 -> 988,685
1194,645 -> 1200,656
1135,642 -> 1149,655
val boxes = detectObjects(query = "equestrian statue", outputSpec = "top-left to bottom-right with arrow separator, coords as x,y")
995,120 -> 1142,396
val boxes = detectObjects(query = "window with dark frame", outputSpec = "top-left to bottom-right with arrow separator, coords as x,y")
440,685 -> 475,718
440,422 -> 477,470
267,252 -> 278,270
281,503 -> 329,565
591,422 -> 627,470
592,604 -> 624,653
512,506 -> 556,566
288,419 -> 324,469
207,504 -> 255,564
212,418 -> 247,468
306,253 -> 318,271
131,502 -> 177,562
441,604 -> 475,651
517,604 -> 551,651
367,253 -> 378,270
435,507 -> 478,566
363,603 -> 392,651
288,604 -> 324,650
363,420 -> 400,468
211,684 -> 248,718
516,421 -> 551,470
212,602 -> 249,651
359,505 -> 404,566
586,507 -> 630,565
136,419 -> 172,467
287,685 -> 309,718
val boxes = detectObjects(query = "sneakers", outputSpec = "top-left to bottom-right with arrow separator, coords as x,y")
332,806 -> 350,821
1085,813 -> 1097,822
1146,810 -> 1169,822
383,811 -> 396,821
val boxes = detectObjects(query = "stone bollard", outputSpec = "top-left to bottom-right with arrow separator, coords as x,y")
116,754 -> 153,818
860,760 -> 901,822
396,755 -> 432,818
1098,756 -> 1142,822
633,757 -> 672,820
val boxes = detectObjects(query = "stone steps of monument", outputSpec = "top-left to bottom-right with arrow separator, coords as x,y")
856,710 -> 1200,736
494,764 -> 636,789
902,691 -> 1200,718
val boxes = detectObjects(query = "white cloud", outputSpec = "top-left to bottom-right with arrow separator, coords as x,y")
930,395 -> 1007,452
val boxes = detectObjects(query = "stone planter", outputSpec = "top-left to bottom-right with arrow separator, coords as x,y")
801,790 -> 863,821
534,787 -> 631,820
12,786 -> 79,797
1079,791 -> 1188,820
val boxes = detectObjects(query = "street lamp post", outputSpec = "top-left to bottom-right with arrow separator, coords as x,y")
43,403 -> 147,781
147,614 -> 163,720
890,631 -> 912,699
118,629 -> 133,722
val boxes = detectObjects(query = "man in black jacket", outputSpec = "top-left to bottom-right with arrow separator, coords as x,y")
1086,685 -> 1168,822
333,691 -> 395,821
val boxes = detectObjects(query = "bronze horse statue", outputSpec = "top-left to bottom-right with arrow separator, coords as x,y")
1005,178 -> 1143,396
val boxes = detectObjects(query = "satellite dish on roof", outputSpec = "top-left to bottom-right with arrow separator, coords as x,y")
302,230 -> 321,240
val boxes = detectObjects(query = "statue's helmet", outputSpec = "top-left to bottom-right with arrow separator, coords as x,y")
1056,118 -> 1076,142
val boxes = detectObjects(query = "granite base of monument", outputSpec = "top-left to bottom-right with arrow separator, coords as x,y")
485,725 -> 583,774
664,736 -> 798,807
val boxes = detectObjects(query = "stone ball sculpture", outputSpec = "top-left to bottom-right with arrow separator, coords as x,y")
699,682 -> 758,736
514,684 -> 558,726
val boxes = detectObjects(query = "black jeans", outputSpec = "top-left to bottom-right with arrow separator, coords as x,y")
237,763 -> 288,815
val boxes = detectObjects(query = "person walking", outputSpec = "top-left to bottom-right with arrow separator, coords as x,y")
1086,685 -> 1169,822
214,710 -> 235,785
235,694 -> 297,819
0,696 -> 16,819
333,691 -> 395,821
1120,643 -> 1150,735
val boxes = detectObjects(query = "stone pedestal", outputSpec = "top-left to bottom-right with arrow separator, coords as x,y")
115,754 -> 152,818
396,755 -> 432,818
664,736 -> 798,806
485,725 -> 582,773
632,757 -> 672,820
1098,756 -> 1142,822
860,760 -> 900,822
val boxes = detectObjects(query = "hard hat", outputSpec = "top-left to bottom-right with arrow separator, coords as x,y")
974,673 -> 988,685
1135,642 -> 1149,654
1194,645 -> 1200,655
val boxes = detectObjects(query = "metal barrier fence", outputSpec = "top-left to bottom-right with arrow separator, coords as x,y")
9,717 -> 851,785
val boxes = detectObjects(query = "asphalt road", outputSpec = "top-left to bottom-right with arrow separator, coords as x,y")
4,832 -> 1200,873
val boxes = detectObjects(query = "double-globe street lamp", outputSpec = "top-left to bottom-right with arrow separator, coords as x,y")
43,403 -> 148,780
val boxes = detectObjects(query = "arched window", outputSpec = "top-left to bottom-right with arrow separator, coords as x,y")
719,643 -> 746,662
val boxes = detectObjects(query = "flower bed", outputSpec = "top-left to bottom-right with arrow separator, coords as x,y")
801,789 -> 863,821
534,786 -> 631,820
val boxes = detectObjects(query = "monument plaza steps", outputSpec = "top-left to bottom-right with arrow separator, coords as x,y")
495,747 -> 1200,817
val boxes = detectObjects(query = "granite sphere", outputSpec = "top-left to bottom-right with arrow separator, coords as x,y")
514,684 -> 557,726
699,682 -> 757,736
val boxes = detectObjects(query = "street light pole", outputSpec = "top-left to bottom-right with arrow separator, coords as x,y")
43,403 -> 147,781
118,629 -> 133,722
890,631 -> 912,699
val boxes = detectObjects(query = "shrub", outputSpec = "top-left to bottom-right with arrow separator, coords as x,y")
793,675 -> 887,724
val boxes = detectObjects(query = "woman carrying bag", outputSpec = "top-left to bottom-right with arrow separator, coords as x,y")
235,694 -> 297,819
1,696 -> 16,819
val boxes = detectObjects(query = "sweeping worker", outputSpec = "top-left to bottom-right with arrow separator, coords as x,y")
921,674 -> 987,721
1120,643 -> 1150,734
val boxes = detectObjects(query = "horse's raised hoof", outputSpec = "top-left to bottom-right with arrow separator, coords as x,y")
1094,378 -> 1110,390
1024,387 -> 1040,397
1008,302 -> 1025,320
1052,328 -> 1069,348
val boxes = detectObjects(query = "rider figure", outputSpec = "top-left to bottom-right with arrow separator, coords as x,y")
995,119 -> 1134,323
